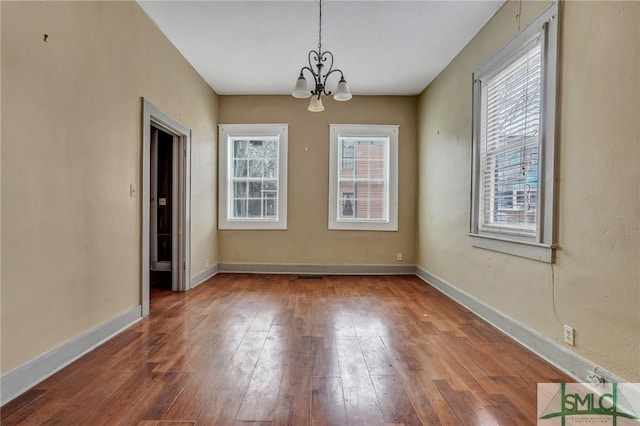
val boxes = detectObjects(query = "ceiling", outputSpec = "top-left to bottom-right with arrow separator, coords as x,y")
137,0 -> 505,96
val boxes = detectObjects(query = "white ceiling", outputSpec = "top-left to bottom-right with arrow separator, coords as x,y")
137,0 -> 505,96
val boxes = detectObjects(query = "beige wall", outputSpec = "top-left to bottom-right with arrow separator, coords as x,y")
417,1 -> 640,381
219,95 -> 417,266
1,1 -> 218,373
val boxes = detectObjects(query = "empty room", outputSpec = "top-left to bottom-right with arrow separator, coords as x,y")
1,0 -> 639,424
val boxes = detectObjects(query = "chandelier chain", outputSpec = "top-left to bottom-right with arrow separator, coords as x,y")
318,0 -> 322,51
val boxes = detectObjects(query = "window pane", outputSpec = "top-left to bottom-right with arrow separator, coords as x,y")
249,181 -> 262,198
354,183 -> 385,220
234,140 -> 247,158
234,181 -> 247,198
248,139 -> 264,157
263,140 -> 278,158
339,181 -> 356,194
248,200 -> 262,217
369,160 -> 385,179
249,160 -> 263,178
341,140 -> 355,170
234,199 -> 247,217
264,199 -> 277,217
264,160 -> 277,178
234,160 -> 247,178
341,192 -> 354,217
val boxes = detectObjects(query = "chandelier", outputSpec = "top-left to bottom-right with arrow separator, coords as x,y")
291,0 -> 352,112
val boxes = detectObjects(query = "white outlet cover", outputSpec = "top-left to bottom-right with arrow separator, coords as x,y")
563,325 -> 574,345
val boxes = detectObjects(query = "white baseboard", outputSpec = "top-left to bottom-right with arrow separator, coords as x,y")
218,262 -> 415,275
191,264 -> 219,288
0,305 -> 142,406
415,266 -> 625,384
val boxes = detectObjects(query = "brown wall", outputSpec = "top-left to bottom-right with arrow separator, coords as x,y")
219,95 -> 417,266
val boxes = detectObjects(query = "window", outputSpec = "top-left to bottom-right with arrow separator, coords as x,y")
329,124 -> 398,231
470,2 -> 558,262
218,124 -> 287,230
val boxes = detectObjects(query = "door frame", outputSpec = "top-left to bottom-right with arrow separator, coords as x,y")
142,98 -> 191,316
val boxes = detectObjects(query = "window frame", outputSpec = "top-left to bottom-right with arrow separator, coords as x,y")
218,124 -> 288,230
469,2 -> 559,262
329,124 -> 399,231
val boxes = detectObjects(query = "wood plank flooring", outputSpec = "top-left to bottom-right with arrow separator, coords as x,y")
1,274 -> 571,425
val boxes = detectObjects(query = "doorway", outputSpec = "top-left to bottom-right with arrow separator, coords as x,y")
150,127 -> 178,291
142,99 -> 191,316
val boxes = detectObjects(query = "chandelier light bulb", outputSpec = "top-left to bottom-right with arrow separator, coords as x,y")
292,73 -> 311,98
307,96 -> 325,112
333,77 -> 352,101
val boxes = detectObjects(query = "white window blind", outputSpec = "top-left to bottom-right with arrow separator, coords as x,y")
329,124 -> 398,231
470,2 -> 558,262
479,35 -> 542,237
337,137 -> 388,222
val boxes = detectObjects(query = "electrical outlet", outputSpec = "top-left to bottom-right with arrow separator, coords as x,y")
563,325 -> 575,346
206,259 -> 209,268
130,184 -> 137,197
396,252 -> 403,261
588,370 -> 605,384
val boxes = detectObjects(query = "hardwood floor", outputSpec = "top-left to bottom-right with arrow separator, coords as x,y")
1,274 -> 571,425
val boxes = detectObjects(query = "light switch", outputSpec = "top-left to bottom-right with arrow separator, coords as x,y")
159,198 -> 167,206
130,184 -> 137,197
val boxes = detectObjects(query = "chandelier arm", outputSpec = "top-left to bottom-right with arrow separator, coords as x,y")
299,66 -> 317,80
308,50 -> 321,73
299,65 -> 323,97
322,68 -> 344,96
307,50 -> 320,68
319,51 -> 334,75
323,68 -> 344,81
321,68 -> 345,95
315,50 -> 333,95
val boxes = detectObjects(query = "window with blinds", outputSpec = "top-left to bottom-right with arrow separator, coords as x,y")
337,137 -> 388,222
329,124 -> 399,231
479,36 -> 542,236
469,2 -> 558,262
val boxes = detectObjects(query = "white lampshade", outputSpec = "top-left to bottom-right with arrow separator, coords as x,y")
307,96 -> 325,112
292,74 -> 311,99
333,77 -> 352,101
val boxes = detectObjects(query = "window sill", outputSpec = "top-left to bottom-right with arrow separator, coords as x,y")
329,227 -> 398,232
468,233 -> 555,263
329,220 -> 397,232
219,219 -> 286,230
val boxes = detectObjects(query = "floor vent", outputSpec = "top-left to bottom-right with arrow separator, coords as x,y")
298,275 -> 324,280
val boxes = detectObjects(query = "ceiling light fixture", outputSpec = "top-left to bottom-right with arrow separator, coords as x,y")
292,0 -> 352,112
